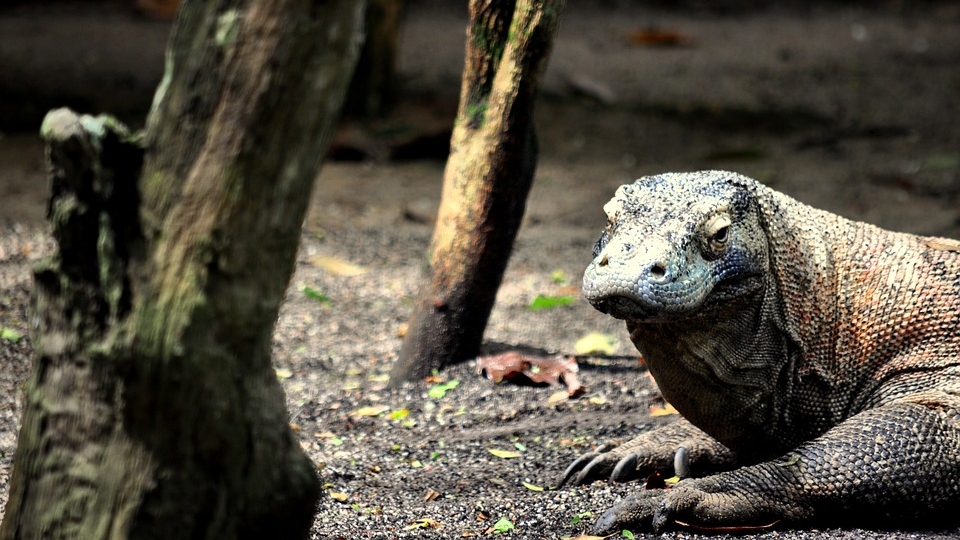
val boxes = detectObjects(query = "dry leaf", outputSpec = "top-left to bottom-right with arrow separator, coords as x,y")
309,255 -> 369,276
405,517 -> 443,530
650,403 -> 679,417
674,519 -> 779,533
548,390 -> 570,406
476,352 -> 583,396
488,448 -> 522,459
522,482 -> 544,492
275,368 -> 294,380
574,332 -> 617,355
629,28 -> 695,47
329,492 -> 349,502
423,489 -> 442,502
351,405 -> 389,417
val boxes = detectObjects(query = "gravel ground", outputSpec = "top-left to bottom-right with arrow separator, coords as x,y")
2,1 -> 960,539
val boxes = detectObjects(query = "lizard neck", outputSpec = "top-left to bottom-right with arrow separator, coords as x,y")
627,283 -> 798,459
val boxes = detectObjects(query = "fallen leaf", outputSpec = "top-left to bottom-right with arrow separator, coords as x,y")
275,368 -> 294,380
528,294 -> 575,311
477,352 -> 583,396
405,517 -> 443,530
428,379 -> 460,399
562,535 -> 607,540
522,482 -> 544,492
329,492 -> 349,502
574,332 -> 617,355
0,327 -> 22,343
423,489 -> 441,502
351,405 -> 389,417
487,517 -> 515,534
488,448 -> 521,459
308,255 -> 369,276
303,286 -> 331,303
650,403 -> 679,417
673,519 -> 780,533
548,390 -> 570,406
389,409 -> 411,420
569,511 -> 594,526
628,28 -> 695,47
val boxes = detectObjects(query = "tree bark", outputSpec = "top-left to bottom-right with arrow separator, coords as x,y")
0,1 -> 364,539
390,0 -> 565,384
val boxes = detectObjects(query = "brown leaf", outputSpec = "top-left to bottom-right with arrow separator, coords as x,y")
629,28 -> 695,47
674,519 -> 780,533
476,352 -> 583,395
650,403 -> 679,417
308,255 -> 369,276
423,489 -> 442,502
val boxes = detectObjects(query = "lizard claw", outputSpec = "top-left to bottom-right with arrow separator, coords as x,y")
559,452 -> 598,486
559,442 -> 619,486
610,452 -> 641,482
652,498 -> 673,533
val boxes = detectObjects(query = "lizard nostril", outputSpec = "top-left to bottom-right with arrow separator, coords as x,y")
648,262 -> 669,282
598,254 -> 609,267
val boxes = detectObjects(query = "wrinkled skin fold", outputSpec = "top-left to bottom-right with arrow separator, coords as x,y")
565,171 -> 960,534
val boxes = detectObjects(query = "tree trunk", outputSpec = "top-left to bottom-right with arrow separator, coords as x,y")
0,1 -> 364,539
390,0 -> 565,384
345,0 -> 405,117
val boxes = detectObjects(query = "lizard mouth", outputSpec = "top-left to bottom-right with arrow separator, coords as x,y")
589,274 -> 764,322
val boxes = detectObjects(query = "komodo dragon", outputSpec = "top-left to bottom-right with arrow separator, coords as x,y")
561,171 -> 960,534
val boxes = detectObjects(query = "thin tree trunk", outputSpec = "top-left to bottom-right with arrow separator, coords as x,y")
345,0 -> 405,117
390,0 -> 564,384
0,1 -> 364,538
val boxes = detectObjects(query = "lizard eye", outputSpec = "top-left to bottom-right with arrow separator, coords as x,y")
704,213 -> 732,254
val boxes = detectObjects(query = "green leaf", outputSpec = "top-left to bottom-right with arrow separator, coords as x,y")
549,269 -> 568,284
0,327 -> 22,343
389,409 -> 410,420
622,530 -> 636,539
488,448 -> 521,459
492,517 -> 515,534
528,294 -> 575,311
522,481 -> 543,492
303,286 -> 331,303
428,379 -> 460,400
570,511 -> 593,525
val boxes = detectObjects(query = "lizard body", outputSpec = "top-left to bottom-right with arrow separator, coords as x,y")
563,171 -> 960,533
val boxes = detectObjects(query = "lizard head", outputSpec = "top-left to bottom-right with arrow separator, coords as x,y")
583,171 -> 769,322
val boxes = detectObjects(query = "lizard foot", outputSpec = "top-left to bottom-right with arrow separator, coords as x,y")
592,476 -> 787,535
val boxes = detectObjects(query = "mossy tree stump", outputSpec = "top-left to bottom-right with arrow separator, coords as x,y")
0,1 -> 364,538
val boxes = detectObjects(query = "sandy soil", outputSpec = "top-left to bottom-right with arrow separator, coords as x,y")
1,2 -> 960,538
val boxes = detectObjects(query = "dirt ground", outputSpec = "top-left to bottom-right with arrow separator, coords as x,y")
2,1 -> 960,539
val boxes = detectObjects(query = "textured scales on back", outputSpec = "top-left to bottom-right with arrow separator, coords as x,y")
562,170 -> 960,534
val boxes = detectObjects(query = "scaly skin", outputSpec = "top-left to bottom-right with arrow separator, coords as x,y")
563,171 -> 960,534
